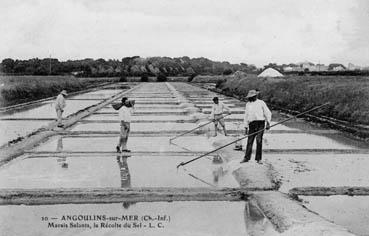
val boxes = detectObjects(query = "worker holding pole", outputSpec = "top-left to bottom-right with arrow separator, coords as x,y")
177,103 -> 328,169
55,90 -> 67,127
210,97 -> 231,136
240,90 -> 272,164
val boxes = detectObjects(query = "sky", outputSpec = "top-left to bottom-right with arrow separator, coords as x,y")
0,0 -> 368,66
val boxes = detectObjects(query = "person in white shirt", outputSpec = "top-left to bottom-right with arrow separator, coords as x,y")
210,97 -> 231,136
116,97 -> 134,153
55,90 -> 67,127
240,90 -> 272,164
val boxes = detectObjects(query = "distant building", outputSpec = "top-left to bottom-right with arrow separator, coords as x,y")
293,66 -> 303,72
347,63 -> 361,71
310,64 -> 329,72
332,65 -> 345,71
276,61 -> 365,73
283,66 -> 303,72
283,66 -> 293,72
297,61 -> 315,71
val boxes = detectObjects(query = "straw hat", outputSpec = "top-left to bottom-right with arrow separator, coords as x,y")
61,90 -> 68,96
246,90 -> 258,98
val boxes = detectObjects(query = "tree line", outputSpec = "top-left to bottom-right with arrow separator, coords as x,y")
0,56 -> 258,77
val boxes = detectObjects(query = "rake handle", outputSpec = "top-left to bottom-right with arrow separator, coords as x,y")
176,103 -> 329,169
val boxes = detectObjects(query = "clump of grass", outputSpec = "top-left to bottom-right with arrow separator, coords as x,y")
217,75 -> 369,125
0,76 -> 120,107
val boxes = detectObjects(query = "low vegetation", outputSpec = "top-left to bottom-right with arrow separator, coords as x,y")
191,75 -> 231,83
140,74 -> 149,82
216,75 -> 369,125
1,57 -> 257,77
156,73 -> 168,82
0,76 -> 120,107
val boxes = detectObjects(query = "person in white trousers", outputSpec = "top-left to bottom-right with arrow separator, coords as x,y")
55,90 -> 67,127
116,97 -> 135,153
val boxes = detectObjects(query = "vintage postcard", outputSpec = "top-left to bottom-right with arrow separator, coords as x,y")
0,0 -> 368,235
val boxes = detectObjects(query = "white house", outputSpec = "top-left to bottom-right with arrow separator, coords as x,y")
332,65 -> 345,71
297,61 -> 315,70
283,66 -> 293,72
347,63 -> 361,71
310,64 -> 329,72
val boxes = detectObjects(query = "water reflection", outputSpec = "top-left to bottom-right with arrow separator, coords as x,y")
56,137 -> 68,169
212,166 -> 227,184
179,155 -> 233,188
212,155 -> 227,185
116,155 -> 131,188
244,200 -> 277,236
116,155 -> 135,209
186,172 -> 216,187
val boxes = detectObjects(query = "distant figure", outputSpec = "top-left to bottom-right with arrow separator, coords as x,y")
116,97 -> 134,153
56,136 -> 64,152
240,90 -> 271,164
55,90 -> 67,127
210,97 -> 231,136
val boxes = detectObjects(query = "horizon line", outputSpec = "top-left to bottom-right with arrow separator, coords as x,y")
1,56 -> 367,68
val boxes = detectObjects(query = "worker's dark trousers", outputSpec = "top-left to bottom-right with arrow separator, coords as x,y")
244,120 -> 265,161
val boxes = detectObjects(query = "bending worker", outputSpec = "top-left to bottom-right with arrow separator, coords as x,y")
210,97 -> 231,136
116,97 -> 135,153
240,90 -> 271,164
55,90 -> 67,127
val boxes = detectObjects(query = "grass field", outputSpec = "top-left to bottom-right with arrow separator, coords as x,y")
0,76 -> 120,107
192,75 -> 232,83
216,75 -> 369,125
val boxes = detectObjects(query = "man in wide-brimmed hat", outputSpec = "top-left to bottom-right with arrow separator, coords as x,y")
116,97 -> 135,153
240,89 -> 271,164
55,90 -> 67,127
